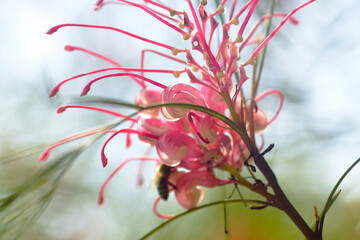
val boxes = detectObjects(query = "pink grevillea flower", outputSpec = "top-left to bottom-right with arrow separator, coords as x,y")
45,0 -> 316,217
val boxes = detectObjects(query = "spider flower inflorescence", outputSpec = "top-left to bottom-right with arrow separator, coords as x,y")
44,0 -> 315,218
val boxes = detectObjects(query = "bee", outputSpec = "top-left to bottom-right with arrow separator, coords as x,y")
155,164 -> 174,200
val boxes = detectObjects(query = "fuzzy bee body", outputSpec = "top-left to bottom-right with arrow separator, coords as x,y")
156,164 -> 172,200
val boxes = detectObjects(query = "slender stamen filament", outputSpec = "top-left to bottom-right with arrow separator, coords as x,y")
98,1 -> 179,22
236,0 -> 258,41
239,14 -> 298,53
246,0 -> 317,64
255,89 -> 283,124
101,129 -> 159,167
228,0 -> 238,20
141,49 -> 188,79
143,6 -> 179,23
57,105 -> 138,121
257,134 -> 265,151
142,49 -> 187,65
153,195 -> 175,219
65,45 -> 121,66
244,39 -> 262,46
136,147 -> 152,186
47,24 -> 183,52
81,72 -> 167,96
233,0 -> 256,21
143,0 -> 183,16
126,118 -> 139,148
98,157 -> 159,205
64,45 -> 145,88
116,0 -> 189,39
39,129 -> 118,161
186,0 -> 222,73
50,67 -> 179,97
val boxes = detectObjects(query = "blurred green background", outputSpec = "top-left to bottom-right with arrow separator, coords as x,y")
0,0 -> 359,239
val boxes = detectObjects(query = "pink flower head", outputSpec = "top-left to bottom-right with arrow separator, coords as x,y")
45,0 -> 316,216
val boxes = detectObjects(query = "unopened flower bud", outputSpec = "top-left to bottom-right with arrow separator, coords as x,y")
169,9 -> 177,17
215,5 -> 225,14
216,71 -> 225,79
171,48 -> 180,56
182,33 -> 190,40
173,70 -> 181,78
236,35 -> 243,43
200,0 -> 207,6
230,18 -> 239,26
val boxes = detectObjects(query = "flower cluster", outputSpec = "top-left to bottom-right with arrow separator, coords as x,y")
43,0 -> 315,218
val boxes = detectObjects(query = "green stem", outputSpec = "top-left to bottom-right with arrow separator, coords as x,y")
317,157 -> 360,235
247,1 -> 319,239
140,199 -> 273,240
145,103 -> 317,239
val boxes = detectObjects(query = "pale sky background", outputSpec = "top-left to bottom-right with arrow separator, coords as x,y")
0,0 -> 359,239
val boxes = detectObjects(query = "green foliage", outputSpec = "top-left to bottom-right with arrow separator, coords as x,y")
316,157 -> 360,234
0,145 -> 84,240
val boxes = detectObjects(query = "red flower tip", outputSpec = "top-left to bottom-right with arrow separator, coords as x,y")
289,18 -> 299,25
229,18 -> 240,26
172,70 -> 181,78
49,87 -> 59,97
95,0 -> 104,6
46,26 -> 59,35
101,154 -> 108,167
38,150 -> 50,162
80,87 -> 90,96
200,0 -> 208,5
171,48 -> 180,56
169,9 -> 177,17
126,138 -> 132,149
236,35 -> 243,43
64,45 -> 74,52
98,194 -> 104,205
57,106 -> 66,114
182,33 -> 190,41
